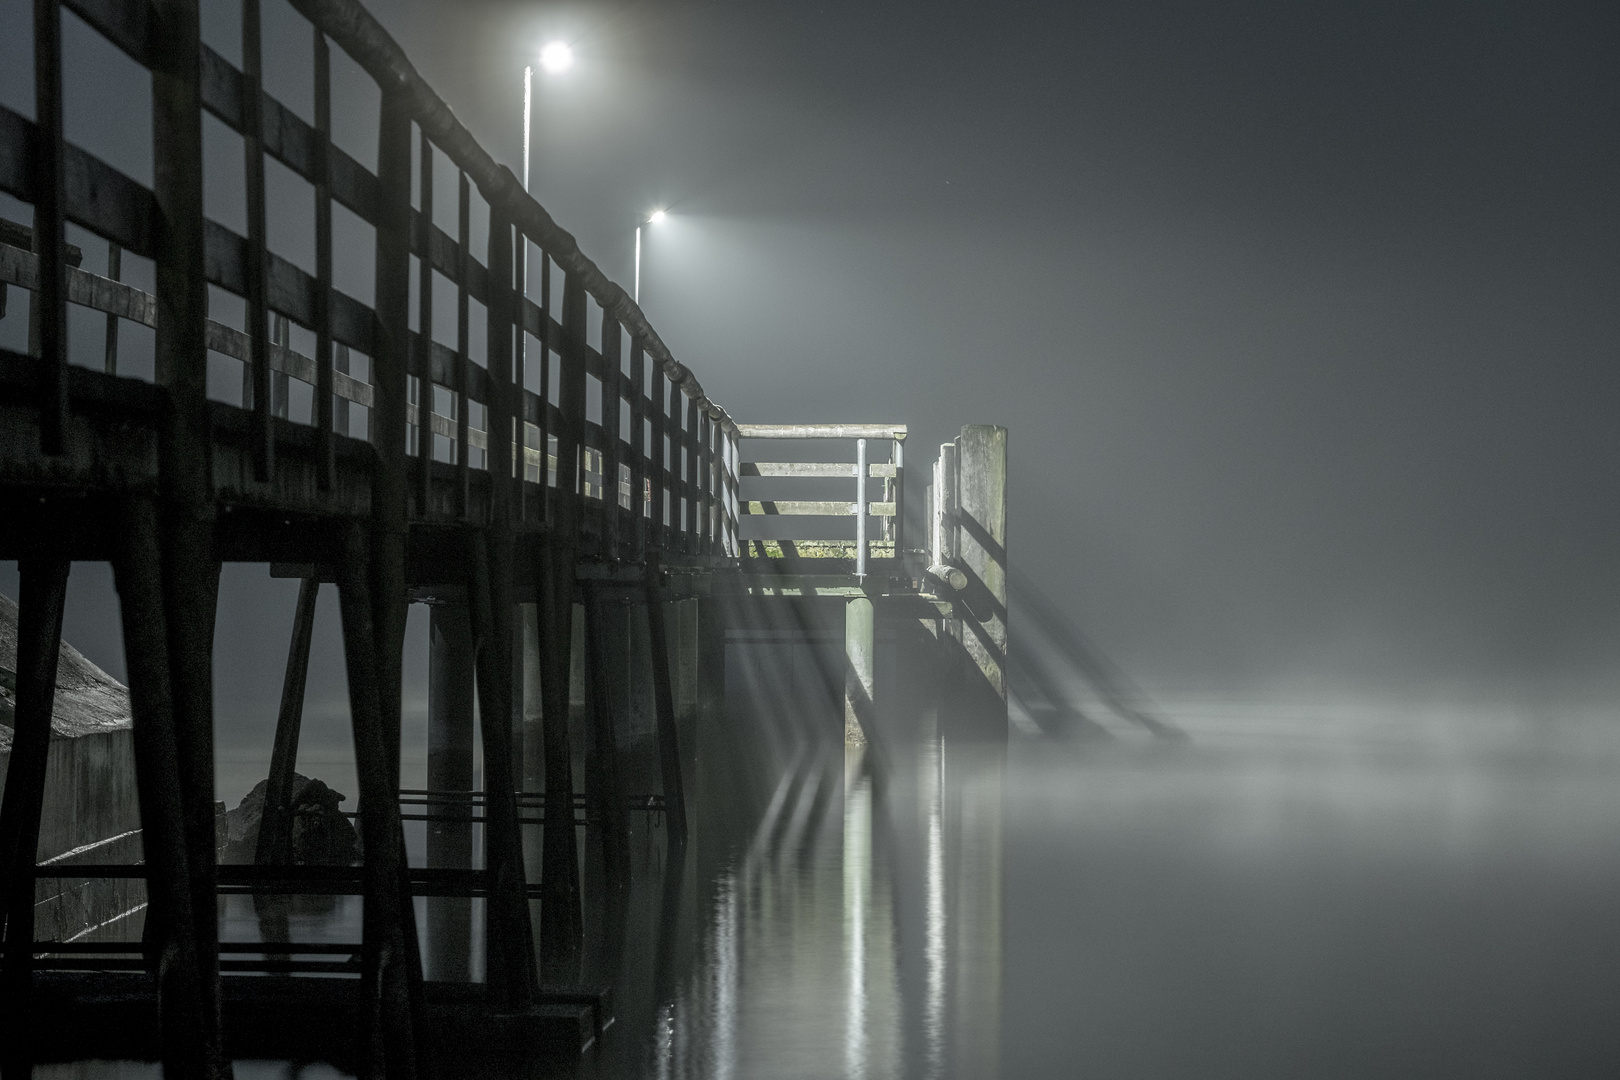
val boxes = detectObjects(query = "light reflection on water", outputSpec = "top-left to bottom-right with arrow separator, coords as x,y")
647,717 -> 1620,1079
647,737 -> 1003,1080
46,713 -> 1620,1079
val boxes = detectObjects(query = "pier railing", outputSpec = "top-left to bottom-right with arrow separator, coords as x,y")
0,0 -> 739,561
736,423 -> 906,578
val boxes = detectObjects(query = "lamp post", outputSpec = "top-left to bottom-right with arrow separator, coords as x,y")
521,41 -> 572,397
634,209 -> 665,304
523,41 -> 574,195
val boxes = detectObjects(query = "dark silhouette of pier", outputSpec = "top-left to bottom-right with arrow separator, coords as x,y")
0,1 -> 1009,1077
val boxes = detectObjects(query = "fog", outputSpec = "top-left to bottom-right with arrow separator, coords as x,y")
3,0 -> 1620,1075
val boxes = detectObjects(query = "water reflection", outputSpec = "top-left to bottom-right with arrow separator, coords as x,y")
644,735 -> 1004,1080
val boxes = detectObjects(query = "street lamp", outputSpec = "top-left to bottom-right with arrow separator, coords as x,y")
523,41 -> 574,193
635,209 -> 666,304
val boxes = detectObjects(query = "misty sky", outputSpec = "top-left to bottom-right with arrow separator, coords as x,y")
329,0 -> 1620,704
3,0 -> 1619,717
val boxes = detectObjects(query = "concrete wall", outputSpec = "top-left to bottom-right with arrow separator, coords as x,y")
1,591 -> 145,943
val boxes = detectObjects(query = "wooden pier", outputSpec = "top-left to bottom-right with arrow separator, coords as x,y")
0,0 -> 1008,1075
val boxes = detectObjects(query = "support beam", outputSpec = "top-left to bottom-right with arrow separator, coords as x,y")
257,576 -> 319,867
583,585 -> 631,979
112,498 -> 214,1080
336,524 -> 420,1080
538,269 -> 588,981
643,560 -> 687,852
426,601 -> 475,982
0,559 -> 69,1001
468,531 -> 536,1009
947,424 -> 1009,734
844,596 -> 874,747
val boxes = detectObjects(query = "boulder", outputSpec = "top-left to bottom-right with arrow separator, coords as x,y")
219,773 -> 359,866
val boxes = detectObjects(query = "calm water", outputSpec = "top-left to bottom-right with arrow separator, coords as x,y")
633,715 -> 1620,1079
42,709 -> 1620,1079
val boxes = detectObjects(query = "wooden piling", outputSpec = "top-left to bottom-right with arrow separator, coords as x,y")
468,532 -> 537,1008
426,602 -> 475,982
643,559 -> 688,852
946,425 -> 1009,733
335,524 -> 420,1080
112,498 -> 215,1080
583,585 -> 632,976
256,576 -> 319,867
844,596 -> 875,746
536,269 -> 589,980
0,559 -> 69,1001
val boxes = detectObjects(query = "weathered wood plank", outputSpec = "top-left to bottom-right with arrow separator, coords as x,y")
739,462 -> 897,478
735,424 -> 906,440
740,501 -> 896,516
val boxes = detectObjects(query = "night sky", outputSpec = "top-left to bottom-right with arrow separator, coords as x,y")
3,0 -> 1619,726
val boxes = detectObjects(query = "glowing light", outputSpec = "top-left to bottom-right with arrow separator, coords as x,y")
539,41 -> 574,74
648,209 -> 667,224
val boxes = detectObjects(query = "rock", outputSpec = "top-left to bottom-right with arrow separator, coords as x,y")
219,773 -> 360,866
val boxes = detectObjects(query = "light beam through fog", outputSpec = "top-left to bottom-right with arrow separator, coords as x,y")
1,0 -> 1617,1077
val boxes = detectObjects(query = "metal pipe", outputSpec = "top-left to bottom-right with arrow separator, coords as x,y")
855,437 -> 868,579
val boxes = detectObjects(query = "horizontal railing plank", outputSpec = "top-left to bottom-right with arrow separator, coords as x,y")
0,106 -> 161,258
735,423 -> 906,440
741,501 -> 896,517
740,462 -> 897,478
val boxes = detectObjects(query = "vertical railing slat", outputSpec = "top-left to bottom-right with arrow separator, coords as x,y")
455,171 -> 471,518
417,130 -> 434,518
33,0 -> 67,454
892,436 -> 905,558
600,314 -> 622,557
313,27 -> 334,489
629,339 -> 646,560
684,395 -> 699,554
538,252 -> 551,505
242,0 -> 273,481
855,437 -> 868,578
485,206 -> 514,513
649,369 -> 666,552
698,411 -> 712,554
103,241 -> 121,375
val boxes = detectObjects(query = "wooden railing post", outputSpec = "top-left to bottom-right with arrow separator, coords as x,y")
335,524 -> 420,1080
685,396 -> 699,553
629,340 -> 647,560
369,85 -> 428,1074
537,269 -> 588,979
474,202 -> 537,1007
256,576 -> 319,867
112,498 -> 213,1080
314,27 -> 335,488
32,0 -> 67,454
148,1 -> 226,1073
242,0 -> 274,480
416,130 -> 435,517
601,314 -> 623,557
455,170 -> 472,518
